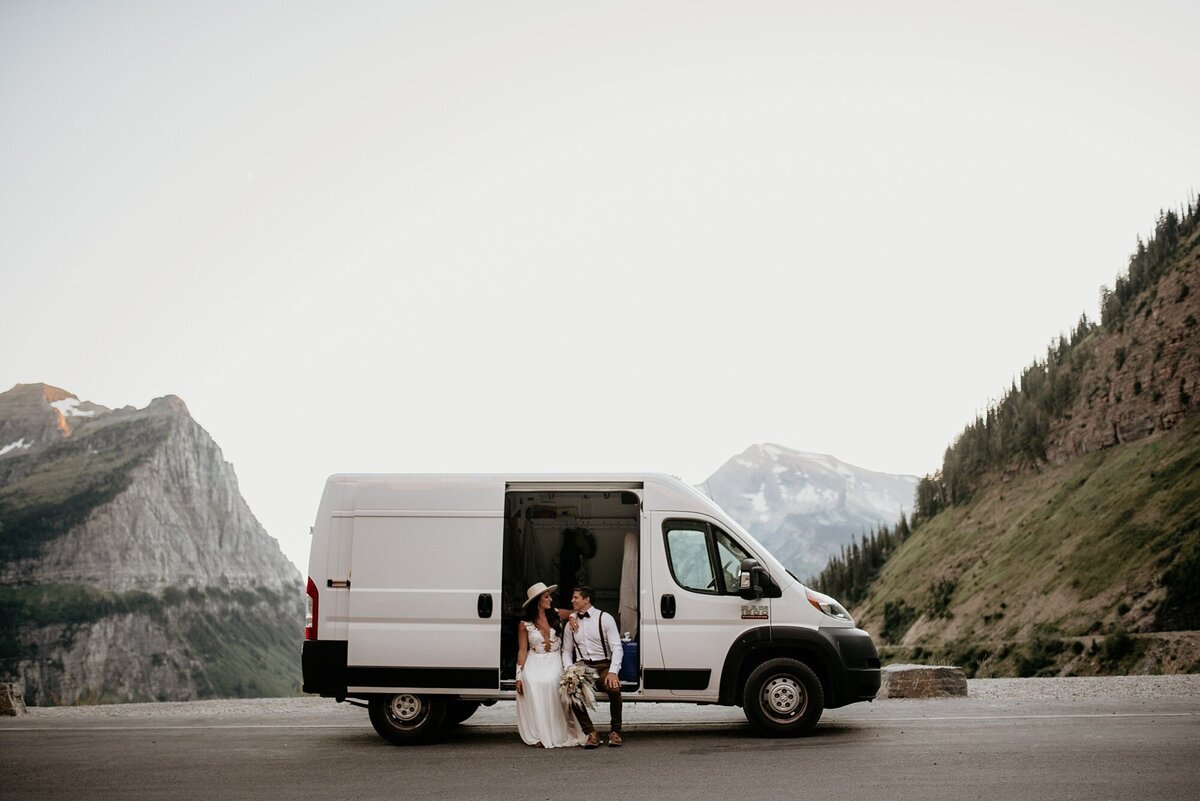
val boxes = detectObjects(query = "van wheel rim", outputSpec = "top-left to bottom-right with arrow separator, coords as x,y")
761,675 -> 806,722
387,694 -> 425,724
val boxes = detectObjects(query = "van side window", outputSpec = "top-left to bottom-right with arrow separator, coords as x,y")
664,520 -> 755,595
664,524 -> 718,594
713,527 -> 750,595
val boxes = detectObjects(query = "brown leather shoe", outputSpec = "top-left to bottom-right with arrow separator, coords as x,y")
607,731 -> 622,747
583,732 -> 600,749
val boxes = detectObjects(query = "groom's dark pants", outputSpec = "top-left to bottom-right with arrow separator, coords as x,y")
573,659 -> 622,734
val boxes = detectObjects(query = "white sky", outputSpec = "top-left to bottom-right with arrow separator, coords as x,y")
2,1 -> 1197,575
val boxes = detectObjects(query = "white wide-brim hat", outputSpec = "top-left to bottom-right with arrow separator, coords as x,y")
522,581 -> 558,609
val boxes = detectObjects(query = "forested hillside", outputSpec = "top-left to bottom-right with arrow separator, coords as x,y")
814,198 -> 1200,676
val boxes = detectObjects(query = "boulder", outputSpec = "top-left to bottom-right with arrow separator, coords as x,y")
0,682 -> 27,716
879,663 -> 968,698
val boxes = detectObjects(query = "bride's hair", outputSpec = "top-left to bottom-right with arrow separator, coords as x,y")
522,597 -> 563,633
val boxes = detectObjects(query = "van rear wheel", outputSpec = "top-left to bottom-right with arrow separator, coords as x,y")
742,657 -> 824,737
368,693 -> 447,745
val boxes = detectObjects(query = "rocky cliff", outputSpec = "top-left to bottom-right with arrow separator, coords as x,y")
1046,242 -> 1199,462
0,384 -> 302,704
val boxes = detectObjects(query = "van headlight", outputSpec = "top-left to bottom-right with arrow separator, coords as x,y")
806,588 -> 853,623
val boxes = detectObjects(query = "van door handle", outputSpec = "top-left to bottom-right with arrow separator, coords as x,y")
661,594 -> 676,619
478,593 -> 493,618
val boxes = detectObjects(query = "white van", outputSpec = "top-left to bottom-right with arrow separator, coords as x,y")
302,473 -> 880,743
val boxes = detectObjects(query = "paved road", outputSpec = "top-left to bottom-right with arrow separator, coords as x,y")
4,680 -> 1199,801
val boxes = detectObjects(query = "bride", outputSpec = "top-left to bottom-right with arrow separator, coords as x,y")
516,582 -> 587,748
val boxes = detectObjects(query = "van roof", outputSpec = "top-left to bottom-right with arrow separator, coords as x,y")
322,472 -> 717,515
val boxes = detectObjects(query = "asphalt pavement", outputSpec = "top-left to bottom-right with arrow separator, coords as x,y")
3,677 -> 1198,801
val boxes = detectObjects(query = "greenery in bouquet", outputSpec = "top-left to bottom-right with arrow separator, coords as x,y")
559,662 -> 598,710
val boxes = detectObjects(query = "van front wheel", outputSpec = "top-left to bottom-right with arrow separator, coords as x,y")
368,693 -> 447,745
742,658 -> 824,737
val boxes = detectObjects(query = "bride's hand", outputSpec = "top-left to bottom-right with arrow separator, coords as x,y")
515,679 -> 524,696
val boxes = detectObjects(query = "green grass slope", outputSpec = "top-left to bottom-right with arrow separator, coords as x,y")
855,412 -> 1200,677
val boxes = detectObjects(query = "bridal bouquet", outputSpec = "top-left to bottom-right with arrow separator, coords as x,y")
559,663 -> 598,710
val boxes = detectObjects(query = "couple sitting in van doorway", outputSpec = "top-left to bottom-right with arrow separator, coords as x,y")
516,582 -> 623,749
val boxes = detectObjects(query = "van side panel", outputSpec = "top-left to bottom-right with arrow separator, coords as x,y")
347,513 -> 503,675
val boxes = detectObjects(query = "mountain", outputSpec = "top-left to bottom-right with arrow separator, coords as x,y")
701,444 -> 918,579
0,384 -> 302,704
820,200 -> 1200,677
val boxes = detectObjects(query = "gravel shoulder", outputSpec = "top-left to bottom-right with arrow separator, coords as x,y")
965,673 -> 1200,701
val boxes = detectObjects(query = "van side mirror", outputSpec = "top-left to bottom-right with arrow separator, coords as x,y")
739,559 -> 766,600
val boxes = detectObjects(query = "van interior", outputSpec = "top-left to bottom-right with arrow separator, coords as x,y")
500,489 -> 641,690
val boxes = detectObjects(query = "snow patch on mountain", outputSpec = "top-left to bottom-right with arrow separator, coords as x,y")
0,438 -> 32,456
50,397 -> 96,417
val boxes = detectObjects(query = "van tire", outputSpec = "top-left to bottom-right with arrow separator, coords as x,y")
742,657 -> 824,737
445,700 -> 481,726
368,693 -> 447,744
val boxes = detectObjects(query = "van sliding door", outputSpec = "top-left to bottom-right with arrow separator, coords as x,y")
346,512 -> 503,693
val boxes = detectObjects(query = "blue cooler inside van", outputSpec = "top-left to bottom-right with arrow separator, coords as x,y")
618,641 -> 639,683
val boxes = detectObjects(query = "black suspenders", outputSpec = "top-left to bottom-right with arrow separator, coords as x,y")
572,610 -> 611,662
598,611 -> 610,659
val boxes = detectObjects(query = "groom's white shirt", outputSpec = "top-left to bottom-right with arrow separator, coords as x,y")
561,605 -> 623,675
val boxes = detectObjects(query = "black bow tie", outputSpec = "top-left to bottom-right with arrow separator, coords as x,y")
578,612 -> 590,619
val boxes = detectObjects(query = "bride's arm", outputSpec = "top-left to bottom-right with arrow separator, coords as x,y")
555,607 -> 580,633
515,621 -> 528,695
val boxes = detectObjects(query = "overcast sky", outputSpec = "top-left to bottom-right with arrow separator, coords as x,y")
3,1 -> 1197,574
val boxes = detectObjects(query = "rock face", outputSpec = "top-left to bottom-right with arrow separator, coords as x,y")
702,444 -> 917,579
1046,244 -> 1199,462
879,664 -> 968,698
0,682 -> 26,715
0,384 -> 302,705
1,392 -> 296,591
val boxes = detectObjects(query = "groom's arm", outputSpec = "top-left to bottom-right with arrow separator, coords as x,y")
602,612 -> 622,681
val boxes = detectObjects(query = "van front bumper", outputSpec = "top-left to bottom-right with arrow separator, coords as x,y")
820,626 -> 881,706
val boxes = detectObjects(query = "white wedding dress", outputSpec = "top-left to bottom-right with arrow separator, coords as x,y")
516,622 -> 587,748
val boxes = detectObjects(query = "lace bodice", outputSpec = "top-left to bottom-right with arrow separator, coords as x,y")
523,621 -> 562,654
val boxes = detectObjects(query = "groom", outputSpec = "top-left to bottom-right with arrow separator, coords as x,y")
562,585 -> 623,748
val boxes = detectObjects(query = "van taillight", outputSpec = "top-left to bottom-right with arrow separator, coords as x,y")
305,577 -> 319,640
